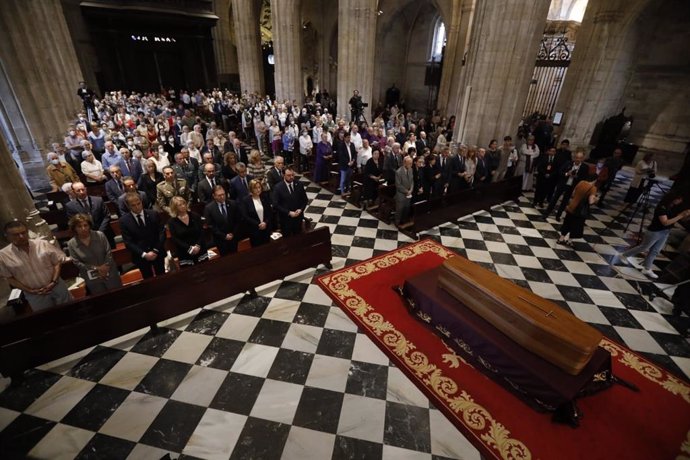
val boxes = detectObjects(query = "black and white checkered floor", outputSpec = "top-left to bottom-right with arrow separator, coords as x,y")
1,170 -> 688,459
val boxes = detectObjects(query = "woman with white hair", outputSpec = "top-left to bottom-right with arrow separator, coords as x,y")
80,150 -> 106,183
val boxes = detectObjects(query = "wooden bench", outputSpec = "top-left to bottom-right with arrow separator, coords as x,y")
0,226 -> 332,377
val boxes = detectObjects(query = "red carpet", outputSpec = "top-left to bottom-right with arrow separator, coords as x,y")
316,239 -> 690,460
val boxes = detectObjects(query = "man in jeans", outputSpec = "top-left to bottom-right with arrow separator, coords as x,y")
618,194 -> 690,279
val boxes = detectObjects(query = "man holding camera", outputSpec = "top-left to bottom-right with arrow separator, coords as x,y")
349,90 -> 365,123
544,150 -> 589,220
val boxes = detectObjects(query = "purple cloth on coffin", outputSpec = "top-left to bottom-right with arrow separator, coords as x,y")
403,267 -> 612,412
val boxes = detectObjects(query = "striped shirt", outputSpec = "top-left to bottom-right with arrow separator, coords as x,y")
0,239 -> 67,290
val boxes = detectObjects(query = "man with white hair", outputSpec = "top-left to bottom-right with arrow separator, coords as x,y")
46,152 -> 79,192
357,139 -> 372,172
190,124 -> 204,149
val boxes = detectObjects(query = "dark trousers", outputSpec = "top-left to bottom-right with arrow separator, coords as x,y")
545,182 -> 574,218
216,238 -> 238,256
136,256 -> 165,279
534,176 -> 557,205
280,216 -> 303,237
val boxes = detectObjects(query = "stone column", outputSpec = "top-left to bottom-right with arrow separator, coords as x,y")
271,0 -> 303,103
437,0 -> 465,116
213,0 -> 240,86
453,0 -> 550,145
554,0 -> 649,147
337,0 -> 378,122
232,0 -> 265,95
0,0 -> 84,192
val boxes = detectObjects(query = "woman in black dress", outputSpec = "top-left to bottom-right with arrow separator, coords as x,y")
424,154 -> 442,197
413,155 -> 427,203
137,159 -> 163,207
167,196 -> 209,267
240,179 -> 274,247
362,149 -> 383,207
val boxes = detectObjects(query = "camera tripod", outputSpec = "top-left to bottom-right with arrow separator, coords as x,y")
610,178 -> 668,245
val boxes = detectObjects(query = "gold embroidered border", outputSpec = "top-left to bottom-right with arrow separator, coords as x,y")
319,240 -> 531,460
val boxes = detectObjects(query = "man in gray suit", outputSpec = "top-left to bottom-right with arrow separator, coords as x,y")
395,156 -> 414,227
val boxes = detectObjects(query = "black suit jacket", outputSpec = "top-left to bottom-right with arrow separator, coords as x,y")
197,176 -> 228,204
105,178 -> 126,203
266,167 -> 283,191
203,199 -> 240,243
240,194 -> 274,237
337,142 -> 357,170
65,195 -> 111,234
120,209 -> 166,261
121,158 -> 143,183
272,180 -> 308,218
557,161 -> 589,186
228,174 -> 254,200
475,157 -> 490,184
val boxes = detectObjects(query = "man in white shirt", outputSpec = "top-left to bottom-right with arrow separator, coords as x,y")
357,139 -> 372,172
350,124 -> 363,152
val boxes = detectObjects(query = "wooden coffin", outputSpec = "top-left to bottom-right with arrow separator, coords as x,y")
438,256 -> 602,375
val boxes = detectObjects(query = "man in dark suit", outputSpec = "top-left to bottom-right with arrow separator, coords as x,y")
66,182 -> 115,247
228,162 -> 253,200
545,150 -> 589,220
197,163 -> 228,204
266,156 -> 284,191
337,132 -> 357,195
117,177 -> 149,215
120,193 -> 167,279
200,139 -> 222,165
105,165 -> 126,203
203,185 -> 240,256
120,148 -> 142,183
449,151 -> 468,193
230,138 -> 249,165
533,147 -> 558,207
475,148 -> 491,186
272,167 -> 308,237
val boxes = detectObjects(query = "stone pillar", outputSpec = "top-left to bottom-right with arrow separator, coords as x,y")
453,0 -> 550,145
0,132 -> 51,239
232,0 -> 265,95
271,0 -> 303,103
337,0 -> 377,122
438,0 -> 467,116
0,0 -> 84,192
554,0 -> 649,147
213,0 -> 240,86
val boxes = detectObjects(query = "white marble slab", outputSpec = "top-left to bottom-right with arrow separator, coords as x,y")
304,354 -> 351,393
263,298 -> 300,323
302,284 -> 335,306
162,331 -> 213,364
182,408 -> 247,460
324,307 -> 358,333
281,426 -> 336,460
170,365 -> 227,407
230,343 -> 280,378
27,423 -> 94,460
281,323 -> 323,354
386,367 -> 429,408
98,352 -> 159,390
337,393 -> 386,443
99,391 -> 168,442
215,313 -> 261,342
249,379 -> 303,424
0,406 -> 19,432
429,409 -> 481,460
351,333 -> 390,366
25,376 -> 95,422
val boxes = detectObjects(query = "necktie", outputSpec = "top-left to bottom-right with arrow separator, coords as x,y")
117,181 -> 123,191
81,199 -> 89,210
126,159 -> 132,172
242,178 -> 248,189
220,203 -> 227,217
136,214 -> 144,227
288,183 -> 294,194
211,178 -> 215,187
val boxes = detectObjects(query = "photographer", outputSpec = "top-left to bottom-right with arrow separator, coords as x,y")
619,193 -> 690,279
624,152 -> 657,203
349,90 -> 364,122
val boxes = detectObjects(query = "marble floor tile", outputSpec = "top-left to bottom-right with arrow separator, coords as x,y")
323,307 -> 359,333
209,372 -> 265,415
134,359 -> 192,398
345,361 -> 389,400
195,336 -> 246,371
526,281 -> 565,301
382,444 -> 433,460
25,376 -> 95,422
386,367 -> 429,408
337,393 -> 386,443
76,433 -> 136,459
182,408 -> 246,460
98,352 -> 159,390
139,400 -> 207,452
332,434 -> 383,459
512,254 -> 543,269
185,309 -> 230,336
0,406 -> 19,432
567,302 -> 612,325
27,423 -> 94,460
429,409 -> 481,460
292,387 -> 344,434
229,416 -> 291,460
384,401 -> 431,453
215,313 -> 261,341
629,310 -> 676,334
614,327 -> 667,355
248,318 -> 292,347
463,248 -> 494,264
262,298 -> 300,323
305,354 -> 352,393
0,369 -> 63,412
35,347 -> 95,376
130,328 -> 182,358
0,414 -> 56,458
61,384 -> 129,431
316,328 -> 357,359
68,346 -> 127,383
351,333 -> 390,366
161,331 -> 213,364
585,289 -> 626,308
267,349 -> 315,385
170,365 -> 227,407
249,378 -> 303,425
281,426 -> 336,460
293,302 -> 332,327
99,391 -> 168,442
230,343 -> 280,378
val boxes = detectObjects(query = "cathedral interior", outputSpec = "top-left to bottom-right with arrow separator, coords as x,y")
0,0 -> 689,458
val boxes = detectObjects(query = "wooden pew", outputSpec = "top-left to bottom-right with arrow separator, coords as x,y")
408,176 -> 522,236
0,226 -> 332,377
